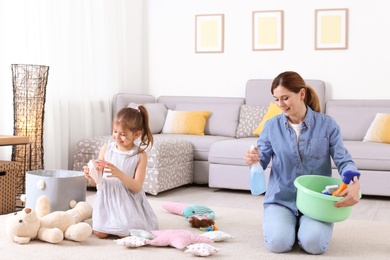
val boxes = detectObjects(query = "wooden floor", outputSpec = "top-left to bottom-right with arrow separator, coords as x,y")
146,184 -> 390,222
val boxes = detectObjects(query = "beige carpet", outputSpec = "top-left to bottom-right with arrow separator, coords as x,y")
1,196 -> 390,260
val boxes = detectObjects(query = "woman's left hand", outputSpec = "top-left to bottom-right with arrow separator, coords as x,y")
334,176 -> 361,208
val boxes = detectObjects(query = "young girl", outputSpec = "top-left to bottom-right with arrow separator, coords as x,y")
83,106 -> 158,238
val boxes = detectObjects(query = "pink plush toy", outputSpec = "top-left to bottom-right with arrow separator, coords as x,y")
162,202 -> 215,219
162,202 -> 217,229
162,202 -> 189,215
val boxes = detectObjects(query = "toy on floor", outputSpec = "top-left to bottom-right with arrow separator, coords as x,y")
162,202 -> 216,229
200,225 -> 218,232
6,195 -> 93,244
185,243 -> 220,257
189,215 -> 216,230
116,229 -> 213,249
115,229 -> 234,256
182,204 -> 215,220
116,229 -> 223,257
162,202 -> 215,219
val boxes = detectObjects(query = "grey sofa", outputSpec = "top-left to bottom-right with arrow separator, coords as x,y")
73,94 -> 246,194
73,79 -> 390,197
326,100 -> 390,196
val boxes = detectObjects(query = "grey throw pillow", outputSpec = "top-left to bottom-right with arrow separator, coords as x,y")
128,103 -> 168,134
236,105 -> 267,138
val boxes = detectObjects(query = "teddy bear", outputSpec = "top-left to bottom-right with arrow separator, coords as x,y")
6,195 -> 93,244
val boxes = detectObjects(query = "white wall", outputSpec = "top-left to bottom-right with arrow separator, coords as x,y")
1,1 -> 389,167
146,0 -> 390,100
0,0 -> 145,166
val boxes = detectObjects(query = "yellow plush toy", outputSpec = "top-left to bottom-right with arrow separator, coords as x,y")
6,195 -> 93,244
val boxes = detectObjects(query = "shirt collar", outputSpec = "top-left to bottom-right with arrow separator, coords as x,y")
283,106 -> 314,129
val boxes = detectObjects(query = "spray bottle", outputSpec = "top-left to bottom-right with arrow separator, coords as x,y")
249,145 -> 266,195
332,170 -> 361,196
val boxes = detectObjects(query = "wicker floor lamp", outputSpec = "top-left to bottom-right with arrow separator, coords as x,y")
11,64 -> 49,194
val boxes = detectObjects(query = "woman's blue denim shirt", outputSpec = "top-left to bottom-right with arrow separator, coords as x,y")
258,106 -> 358,215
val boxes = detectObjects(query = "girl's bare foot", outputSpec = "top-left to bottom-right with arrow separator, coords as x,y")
93,230 -> 109,239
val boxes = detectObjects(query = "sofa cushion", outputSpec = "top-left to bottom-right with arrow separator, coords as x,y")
162,110 -> 211,135
129,102 -> 167,134
252,102 -> 282,136
236,105 -> 267,138
332,141 -> 390,171
208,138 -> 258,166
175,103 -> 241,137
363,113 -> 390,144
154,134 -> 233,161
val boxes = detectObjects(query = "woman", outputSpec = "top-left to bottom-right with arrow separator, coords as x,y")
244,71 -> 360,254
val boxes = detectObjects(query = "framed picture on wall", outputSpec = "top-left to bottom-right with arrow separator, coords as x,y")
195,14 -> 224,53
315,8 -> 348,50
252,10 -> 284,51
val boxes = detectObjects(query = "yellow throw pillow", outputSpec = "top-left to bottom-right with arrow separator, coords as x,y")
162,110 -> 211,135
252,102 -> 282,136
363,113 -> 390,143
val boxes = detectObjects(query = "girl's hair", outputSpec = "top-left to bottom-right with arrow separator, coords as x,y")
113,106 -> 154,152
271,71 -> 321,113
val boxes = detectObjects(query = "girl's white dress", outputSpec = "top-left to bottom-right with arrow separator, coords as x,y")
92,142 -> 158,236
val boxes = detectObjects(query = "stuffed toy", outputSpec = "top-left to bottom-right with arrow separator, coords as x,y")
116,229 -> 235,257
116,229 -> 214,250
162,202 -> 215,220
188,215 -> 215,229
182,204 -> 215,220
6,195 -> 93,244
162,202 -> 216,229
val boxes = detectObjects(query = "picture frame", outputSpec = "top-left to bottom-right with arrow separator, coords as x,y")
195,14 -> 224,53
315,8 -> 348,50
252,10 -> 284,51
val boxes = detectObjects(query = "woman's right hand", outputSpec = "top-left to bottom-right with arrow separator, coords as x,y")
244,146 -> 261,165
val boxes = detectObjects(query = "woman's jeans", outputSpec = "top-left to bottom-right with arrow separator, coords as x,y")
263,204 -> 334,254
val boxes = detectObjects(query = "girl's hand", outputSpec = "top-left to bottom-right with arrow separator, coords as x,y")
83,165 -> 96,186
334,176 -> 361,208
103,161 -> 124,179
94,160 -> 105,174
83,165 -> 91,180
244,146 -> 261,165
95,159 -> 106,167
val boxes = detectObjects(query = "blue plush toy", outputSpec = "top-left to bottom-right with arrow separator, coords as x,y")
182,204 -> 215,220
